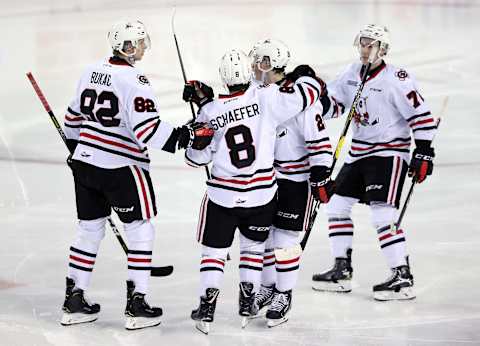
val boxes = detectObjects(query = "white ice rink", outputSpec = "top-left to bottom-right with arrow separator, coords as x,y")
1,0 -> 479,345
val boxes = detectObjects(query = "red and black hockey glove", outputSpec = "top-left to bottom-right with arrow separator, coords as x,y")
177,120 -> 214,150
285,64 -> 317,82
408,140 -> 435,183
182,80 -> 214,109
310,166 -> 336,203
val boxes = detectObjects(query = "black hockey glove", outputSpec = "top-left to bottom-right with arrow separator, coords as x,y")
408,140 -> 435,183
285,64 -> 317,82
177,120 -> 214,150
183,81 -> 214,109
310,166 -> 335,203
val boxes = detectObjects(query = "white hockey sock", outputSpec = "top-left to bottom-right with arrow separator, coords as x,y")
239,234 -> 266,293
273,229 -> 301,292
261,231 -> 276,286
124,220 -> 154,295
68,218 -> 106,290
199,245 -> 228,296
371,203 -> 407,268
328,217 -> 354,258
325,195 -> 357,259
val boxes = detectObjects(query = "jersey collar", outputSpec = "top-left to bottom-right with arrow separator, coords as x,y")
108,56 -> 133,67
218,90 -> 246,99
360,60 -> 386,82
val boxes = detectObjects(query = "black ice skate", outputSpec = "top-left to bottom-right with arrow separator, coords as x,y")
373,264 -> 415,301
191,288 -> 220,335
124,280 -> 162,330
239,282 -> 255,328
312,248 -> 353,292
266,288 -> 292,328
60,277 -> 100,326
251,284 -> 275,318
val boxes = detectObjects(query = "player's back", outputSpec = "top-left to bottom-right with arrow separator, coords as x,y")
66,57 -> 155,170
196,84 -> 286,208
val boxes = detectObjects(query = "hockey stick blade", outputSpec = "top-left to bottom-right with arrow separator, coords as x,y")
151,265 -> 174,277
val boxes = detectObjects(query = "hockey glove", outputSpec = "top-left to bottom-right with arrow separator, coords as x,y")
408,140 -> 435,183
177,121 -> 214,150
183,81 -> 214,108
285,64 -> 317,82
310,166 -> 336,203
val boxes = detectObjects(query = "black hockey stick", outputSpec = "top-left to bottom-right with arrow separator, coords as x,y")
26,72 -> 173,277
300,61 -> 373,251
394,116 -> 442,232
171,7 -> 211,180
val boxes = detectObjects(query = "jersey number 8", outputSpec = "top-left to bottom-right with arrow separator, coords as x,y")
225,125 -> 255,168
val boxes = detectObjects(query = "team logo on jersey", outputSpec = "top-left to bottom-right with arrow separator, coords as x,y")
353,96 -> 379,127
137,74 -> 150,85
396,69 -> 409,81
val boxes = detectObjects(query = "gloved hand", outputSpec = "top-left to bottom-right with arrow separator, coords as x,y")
182,80 -> 214,108
310,166 -> 335,203
66,153 -> 74,170
177,120 -> 214,150
285,64 -> 317,82
408,140 -> 435,183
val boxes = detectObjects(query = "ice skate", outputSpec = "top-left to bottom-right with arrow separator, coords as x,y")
124,280 -> 162,330
60,277 -> 100,326
266,288 -> 292,328
251,284 -> 274,318
238,282 -> 255,328
373,264 -> 415,301
191,288 -> 219,335
312,249 -> 353,292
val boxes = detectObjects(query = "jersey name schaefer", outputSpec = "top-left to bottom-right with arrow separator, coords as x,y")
186,77 -> 322,208
327,62 -> 436,164
64,57 -> 176,170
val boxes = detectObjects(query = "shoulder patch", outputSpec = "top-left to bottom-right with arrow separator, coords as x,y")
137,74 -> 150,85
395,69 -> 409,81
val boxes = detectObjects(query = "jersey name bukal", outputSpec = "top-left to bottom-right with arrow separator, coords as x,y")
90,72 -> 111,86
209,103 -> 260,130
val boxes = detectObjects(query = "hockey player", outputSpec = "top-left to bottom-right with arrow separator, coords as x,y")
248,39 -> 335,327
312,24 -> 437,301
183,49 -> 324,334
60,19 -> 213,329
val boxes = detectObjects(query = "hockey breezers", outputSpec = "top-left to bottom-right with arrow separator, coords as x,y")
300,60 -> 373,251
26,72 -> 173,277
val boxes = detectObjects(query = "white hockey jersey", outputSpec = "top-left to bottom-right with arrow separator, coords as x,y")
64,57 -> 177,170
274,80 -> 333,182
185,77 -> 323,208
327,61 -> 437,164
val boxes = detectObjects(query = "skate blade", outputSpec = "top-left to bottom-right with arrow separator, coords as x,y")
267,316 -> 288,328
125,316 -> 161,330
374,287 -> 416,301
60,312 -> 98,326
195,321 -> 210,334
241,316 -> 254,329
312,280 -> 351,293
249,306 -> 268,319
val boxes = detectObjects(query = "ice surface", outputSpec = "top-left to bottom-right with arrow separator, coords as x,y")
0,1 -> 479,345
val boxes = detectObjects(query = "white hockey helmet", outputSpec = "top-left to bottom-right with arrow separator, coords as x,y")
252,38 -> 291,72
108,20 -> 151,56
219,49 -> 252,87
354,24 -> 390,55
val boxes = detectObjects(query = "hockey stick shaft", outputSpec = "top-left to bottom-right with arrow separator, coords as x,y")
395,116 -> 442,231
300,63 -> 372,250
171,7 -> 211,180
26,72 -> 173,277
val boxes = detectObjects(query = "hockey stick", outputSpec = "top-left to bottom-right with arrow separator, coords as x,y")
394,111 -> 444,233
26,72 -> 173,277
171,7 -> 211,180
300,61 -> 373,250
